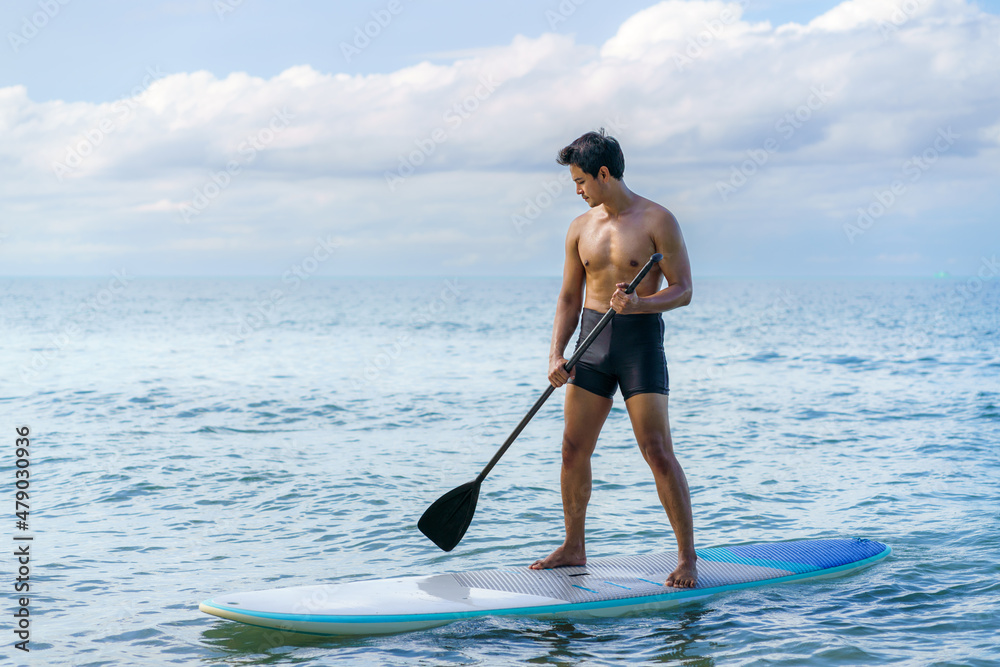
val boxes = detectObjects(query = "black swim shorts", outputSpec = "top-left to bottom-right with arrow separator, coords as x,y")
567,307 -> 669,400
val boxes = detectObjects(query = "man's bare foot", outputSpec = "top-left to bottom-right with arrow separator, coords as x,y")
665,559 -> 698,588
529,544 -> 586,570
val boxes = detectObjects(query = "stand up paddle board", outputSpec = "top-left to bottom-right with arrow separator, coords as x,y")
199,538 -> 889,636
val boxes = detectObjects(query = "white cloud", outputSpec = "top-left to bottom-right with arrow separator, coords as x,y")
806,0 -> 967,32
1,0 -> 998,276
601,0 -> 770,61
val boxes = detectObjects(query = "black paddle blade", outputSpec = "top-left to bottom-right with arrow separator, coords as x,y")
418,479 -> 481,552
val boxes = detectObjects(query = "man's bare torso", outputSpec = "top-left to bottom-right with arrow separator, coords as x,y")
571,195 -> 671,311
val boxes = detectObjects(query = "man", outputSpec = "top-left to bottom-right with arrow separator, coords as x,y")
529,129 -> 697,588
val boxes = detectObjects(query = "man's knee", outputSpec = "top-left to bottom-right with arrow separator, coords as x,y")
637,435 -> 675,470
561,434 -> 594,467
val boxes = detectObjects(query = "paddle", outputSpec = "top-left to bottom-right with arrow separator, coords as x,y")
418,253 -> 664,552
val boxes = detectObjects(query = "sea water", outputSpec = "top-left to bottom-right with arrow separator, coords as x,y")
2,276 -> 998,666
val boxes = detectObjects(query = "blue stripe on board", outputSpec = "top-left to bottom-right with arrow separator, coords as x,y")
604,582 -> 632,590
637,578 -> 664,586
571,584 -> 599,594
727,538 -> 886,569
202,544 -> 892,628
696,547 -> 817,574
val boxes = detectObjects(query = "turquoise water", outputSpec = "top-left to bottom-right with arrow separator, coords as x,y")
3,277 -> 998,666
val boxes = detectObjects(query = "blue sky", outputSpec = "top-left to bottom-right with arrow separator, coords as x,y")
2,0 -> 999,277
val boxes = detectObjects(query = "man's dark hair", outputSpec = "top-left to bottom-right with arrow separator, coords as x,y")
557,128 -> 625,180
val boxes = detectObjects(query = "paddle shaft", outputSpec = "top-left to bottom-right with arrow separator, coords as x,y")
476,253 -> 662,481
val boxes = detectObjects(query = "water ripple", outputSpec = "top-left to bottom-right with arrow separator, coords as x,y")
2,277 -> 997,665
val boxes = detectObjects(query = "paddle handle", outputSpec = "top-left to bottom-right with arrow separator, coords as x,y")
476,253 -> 662,481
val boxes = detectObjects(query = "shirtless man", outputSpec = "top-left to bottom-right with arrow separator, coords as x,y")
529,130 -> 697,588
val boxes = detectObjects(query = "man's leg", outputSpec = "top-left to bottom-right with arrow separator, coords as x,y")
530,383 -> 613,569
623,392 -> 698,587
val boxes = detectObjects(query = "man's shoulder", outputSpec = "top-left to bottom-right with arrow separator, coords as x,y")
635,195 -> 676,219
566,208 -> 595,236
634,195 -> 679,229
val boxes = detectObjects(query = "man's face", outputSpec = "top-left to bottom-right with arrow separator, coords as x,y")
570,164 -> 603,208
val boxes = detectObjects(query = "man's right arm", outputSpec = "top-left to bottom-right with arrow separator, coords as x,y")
548,221 -> 585,387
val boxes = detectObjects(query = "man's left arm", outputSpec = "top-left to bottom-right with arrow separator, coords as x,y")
613,209 -> 693,315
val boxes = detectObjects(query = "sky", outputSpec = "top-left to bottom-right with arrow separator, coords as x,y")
1,0 -> 999,277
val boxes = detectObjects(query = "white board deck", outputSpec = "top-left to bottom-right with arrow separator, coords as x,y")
199,538 -> 890,636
